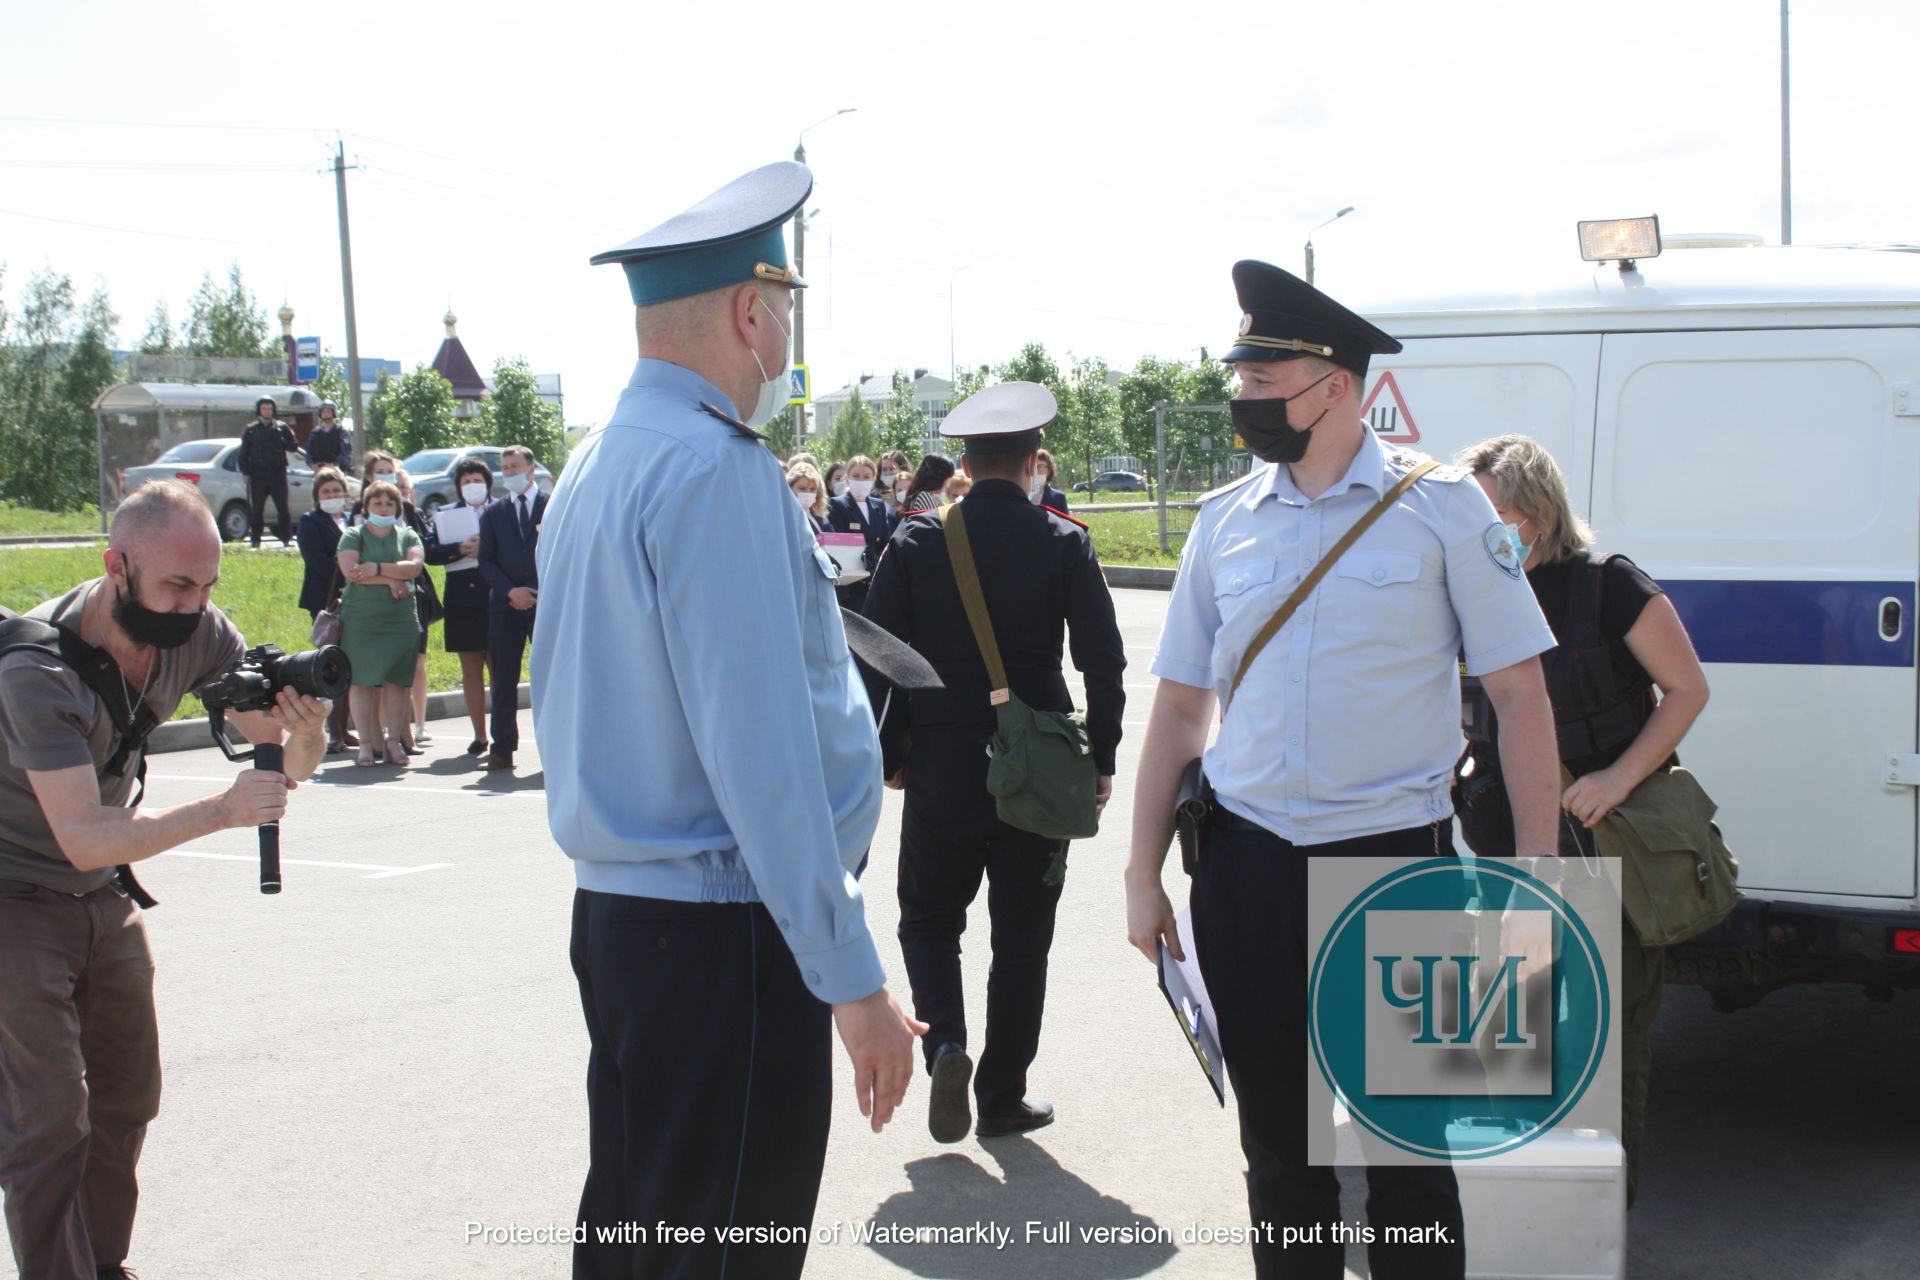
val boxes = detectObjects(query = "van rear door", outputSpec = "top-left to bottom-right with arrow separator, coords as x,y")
1588,328 -> 1920,900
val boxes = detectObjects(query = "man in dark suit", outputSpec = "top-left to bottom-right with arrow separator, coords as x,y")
476,444 -> 547,770
861,383 -> 1126,1144
824,453 -> 895,609
240,396 -> 301,548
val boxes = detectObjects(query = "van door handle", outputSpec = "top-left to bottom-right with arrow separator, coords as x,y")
1880,597 -> 1903,642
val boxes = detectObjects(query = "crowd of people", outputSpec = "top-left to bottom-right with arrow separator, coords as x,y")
294,443 -> 548,775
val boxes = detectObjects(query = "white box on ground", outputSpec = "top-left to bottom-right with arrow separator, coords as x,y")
1332,1110 -> 1625,1280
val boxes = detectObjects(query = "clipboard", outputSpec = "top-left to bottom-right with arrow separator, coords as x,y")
1157,909 -> 1226,1106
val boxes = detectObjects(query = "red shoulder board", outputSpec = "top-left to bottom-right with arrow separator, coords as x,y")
1041,504 -> 1087,529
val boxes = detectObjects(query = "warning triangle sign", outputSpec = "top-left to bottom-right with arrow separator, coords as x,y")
1362,370 -> 1419,444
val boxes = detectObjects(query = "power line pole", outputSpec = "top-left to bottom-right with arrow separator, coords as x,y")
333,140 -> 367,440
1780,0 -> 1792,245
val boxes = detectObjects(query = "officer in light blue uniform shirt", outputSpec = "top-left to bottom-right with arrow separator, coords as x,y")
1124,261 -> 1562,1280
532,160 -> 924,1280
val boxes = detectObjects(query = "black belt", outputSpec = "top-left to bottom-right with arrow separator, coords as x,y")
1206,804 -> 1268,835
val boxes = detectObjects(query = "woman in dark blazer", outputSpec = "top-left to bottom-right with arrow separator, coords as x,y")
1034,447 -> 1070,513
296,466 -> 355,752
825,453 -> 895,608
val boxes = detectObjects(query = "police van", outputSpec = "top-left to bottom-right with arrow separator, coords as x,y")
1355,219 -> 1920,1007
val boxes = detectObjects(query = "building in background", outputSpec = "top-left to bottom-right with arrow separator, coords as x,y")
810,369 -> 952,451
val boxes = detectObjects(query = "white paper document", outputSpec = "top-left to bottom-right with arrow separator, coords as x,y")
430,504 -> 480,546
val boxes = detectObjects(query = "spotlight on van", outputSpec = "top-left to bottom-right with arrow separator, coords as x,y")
1578,216 -> 1662,267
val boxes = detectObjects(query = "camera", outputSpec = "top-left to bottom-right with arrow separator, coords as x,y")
195,643 -> 351,713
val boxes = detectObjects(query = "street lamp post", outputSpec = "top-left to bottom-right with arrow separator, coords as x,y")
948,264 -> 971,385
1303,206 -> 1354,286
791,108 -> 856,448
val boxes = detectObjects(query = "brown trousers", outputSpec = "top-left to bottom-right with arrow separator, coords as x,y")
0,879 -> 161,1279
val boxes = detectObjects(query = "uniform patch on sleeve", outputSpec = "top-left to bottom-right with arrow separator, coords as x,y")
1482,522 -> 1524,579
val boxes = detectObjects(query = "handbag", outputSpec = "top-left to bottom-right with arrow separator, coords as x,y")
1175,460 -> 1439,872
310,564 -> 343,646
944,502 -> 1100,841
1581,763 -> 1740,946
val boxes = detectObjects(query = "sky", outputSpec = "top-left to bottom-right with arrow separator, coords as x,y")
4,0 -> 1916,436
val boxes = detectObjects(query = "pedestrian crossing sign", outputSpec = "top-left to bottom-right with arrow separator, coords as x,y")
788,364 -> 811,405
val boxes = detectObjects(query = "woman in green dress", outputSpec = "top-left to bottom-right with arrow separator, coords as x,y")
336,481 -> 426,767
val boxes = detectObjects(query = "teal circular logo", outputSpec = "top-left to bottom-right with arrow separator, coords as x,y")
1307,858 -> 1610,1160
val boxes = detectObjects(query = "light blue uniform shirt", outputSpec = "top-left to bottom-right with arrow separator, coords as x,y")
1152,427 -> 1555,845
531,359 -> 886,1004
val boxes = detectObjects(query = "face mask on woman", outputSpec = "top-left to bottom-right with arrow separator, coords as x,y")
879,470 -> 896,490
373,469 -> 396,484
367,512 -> 399,530
320,497 -> 347,515
894,473 -> 910,493
830,480 -> 848,498
793,488 -> 817,511
849,478 -> 874,501
462,481 -> 488,505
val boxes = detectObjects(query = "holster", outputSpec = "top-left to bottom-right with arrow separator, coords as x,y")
1173,757 -> 1213,877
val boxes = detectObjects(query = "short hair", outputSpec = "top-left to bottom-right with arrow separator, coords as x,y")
786,461 -> 826,517
109,479 -> 214,548
502,445 -> 536,468
453,454 -> 493,488
312,466 -> 349,497
1456,434 -> 1593,565
964,440 -> 1038,480
360,480 -> 403,514
360,450 -> 397,488
846,454 -> 876,477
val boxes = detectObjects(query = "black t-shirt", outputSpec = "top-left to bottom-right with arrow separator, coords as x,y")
1526,553 -> 1665,773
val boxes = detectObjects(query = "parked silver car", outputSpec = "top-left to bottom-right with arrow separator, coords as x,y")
120,438 -> 361,543
401,446 -> 554,514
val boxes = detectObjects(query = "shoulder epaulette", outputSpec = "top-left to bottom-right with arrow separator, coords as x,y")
1198,467 -> 1266,504
1386,447 -> 1468,483
698,401 -> 767,441
1041,504 -> 1088,529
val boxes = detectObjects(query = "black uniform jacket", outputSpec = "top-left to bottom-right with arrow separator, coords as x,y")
861,478 -> 1127,777
240,419 -> 300,475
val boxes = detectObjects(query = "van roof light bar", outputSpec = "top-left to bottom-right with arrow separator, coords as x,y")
1578,216 -> 1662,272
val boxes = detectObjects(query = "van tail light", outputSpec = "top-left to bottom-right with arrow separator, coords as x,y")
1894,929 -> 1920,955
174,472 -> 201,486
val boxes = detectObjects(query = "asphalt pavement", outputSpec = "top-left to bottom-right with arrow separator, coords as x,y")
4,587 -> 1915,1279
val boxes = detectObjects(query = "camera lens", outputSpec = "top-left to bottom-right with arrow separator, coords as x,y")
277,646 -> 352,700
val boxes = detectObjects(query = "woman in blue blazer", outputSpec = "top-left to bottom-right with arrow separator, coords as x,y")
1034,447 -> 1070,513
824,454 -> 895,608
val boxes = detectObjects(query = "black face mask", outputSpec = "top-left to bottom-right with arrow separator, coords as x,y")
112,566 -> 203,651
1229,366 -> 1337,464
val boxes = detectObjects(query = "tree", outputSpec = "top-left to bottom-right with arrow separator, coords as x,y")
0,270 -> 117,511
875,371 -> 929,458
1057,356 -> 1122,489
138,301 -> 175,355
947,364 -> 990,411
824,385 -> 877,463
474,356 -> 566,467
996,341 -> 1075,476
362,368 -> 394,454
1118,354 -> 1238,490
311,351 -> 353,426
379,365 -> 463,461
183,262 -> 276,365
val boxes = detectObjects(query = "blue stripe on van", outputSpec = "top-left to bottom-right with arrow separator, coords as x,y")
1661,579 -> 1916,668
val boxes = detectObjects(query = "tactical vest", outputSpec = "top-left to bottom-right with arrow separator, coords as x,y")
1462,553 -> 1655,769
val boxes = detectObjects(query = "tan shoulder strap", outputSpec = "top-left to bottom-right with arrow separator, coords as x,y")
1228,459 -> 1439,703
943,503 -> 1010,705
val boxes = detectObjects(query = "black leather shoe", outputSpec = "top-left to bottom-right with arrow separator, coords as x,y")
928,1043 -> 974,1145
976,1097 -> 1054,1138
467,738 -> 488,755
486,752 -> 514,771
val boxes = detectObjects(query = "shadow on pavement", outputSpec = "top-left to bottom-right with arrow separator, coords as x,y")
863,1141 -> 1177,1279
469,768 -> 545,793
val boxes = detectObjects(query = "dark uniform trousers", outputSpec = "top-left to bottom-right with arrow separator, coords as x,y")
248,471 -> 293,546
896,729 -> 1064,1116
0,880 -> 162,1280
489,606 -> 535,756
1190,818 -> 1467,1280
569,890 -> 829,1280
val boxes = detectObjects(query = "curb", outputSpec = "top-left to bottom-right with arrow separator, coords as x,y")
1106,566 -> 1177,591
0,534 -> 105,547
148,683 -> 532,756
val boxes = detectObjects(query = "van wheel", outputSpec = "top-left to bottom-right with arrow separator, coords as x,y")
218,501 -> 251,542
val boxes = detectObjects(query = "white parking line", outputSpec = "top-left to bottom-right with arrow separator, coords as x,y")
160,849 -> 454,878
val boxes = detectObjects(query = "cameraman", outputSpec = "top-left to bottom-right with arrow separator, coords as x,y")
0,481 -> 328,1280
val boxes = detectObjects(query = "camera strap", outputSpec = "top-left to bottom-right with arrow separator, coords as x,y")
0,611 -> 162,908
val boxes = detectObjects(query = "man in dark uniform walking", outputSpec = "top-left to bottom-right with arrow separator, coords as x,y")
239,396 -> 300,548
862,381 -> 1127,1143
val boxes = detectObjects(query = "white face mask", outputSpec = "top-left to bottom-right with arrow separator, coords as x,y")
320,497 -> 347,515
503,472 -> 531,495
746,295 -> 792,429
373,470 -> 395,484
462,481 -> 488,504
1028,474 -> 1045,502
831,479 -> 848,497
894,473 -> 910,492
793,488 -> 817,511
848,478 -> 874,501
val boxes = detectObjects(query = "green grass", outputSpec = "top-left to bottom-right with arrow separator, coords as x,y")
0,503 -> 106,537
1,544 -> 469,720
1077,506 -> 1193,570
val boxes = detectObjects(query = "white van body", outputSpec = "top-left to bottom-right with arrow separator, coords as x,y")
1358,243 -> 1920,1000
